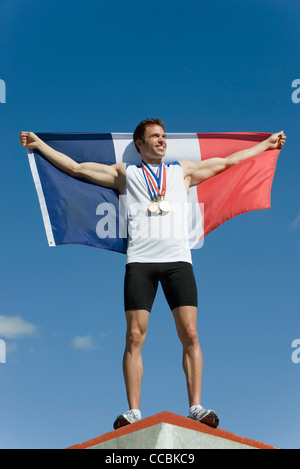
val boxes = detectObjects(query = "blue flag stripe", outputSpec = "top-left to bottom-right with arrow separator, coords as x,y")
30,133 -> 128,253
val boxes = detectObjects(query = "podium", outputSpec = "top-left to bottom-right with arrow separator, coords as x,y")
67,411 -> 276,449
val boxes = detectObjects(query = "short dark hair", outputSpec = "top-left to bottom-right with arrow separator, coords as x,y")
133,118 -> 165,153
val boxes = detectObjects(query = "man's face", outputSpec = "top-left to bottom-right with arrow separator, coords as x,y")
137,125 -> 167,161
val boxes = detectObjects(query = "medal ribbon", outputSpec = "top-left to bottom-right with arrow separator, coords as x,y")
141,162 -> 166,201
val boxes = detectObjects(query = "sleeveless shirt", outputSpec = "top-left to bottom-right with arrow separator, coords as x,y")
124,161 -> 192,264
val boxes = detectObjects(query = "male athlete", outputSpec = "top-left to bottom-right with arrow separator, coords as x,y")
20,119 -> 286,429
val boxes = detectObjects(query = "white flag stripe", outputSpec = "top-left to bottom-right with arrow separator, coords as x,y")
111,133 -> 202,164
163,133 -> 201,163
112,133 -> 204,249
111,134 -> 141,165
187,188 -> 204,248
27,150 -> 56,247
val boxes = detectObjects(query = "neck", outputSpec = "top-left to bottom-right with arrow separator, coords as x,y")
141,156 -> 163,165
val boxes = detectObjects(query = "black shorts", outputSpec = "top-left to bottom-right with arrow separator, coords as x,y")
124,262 -> 198,313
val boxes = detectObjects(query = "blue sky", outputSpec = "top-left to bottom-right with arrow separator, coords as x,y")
0,0 -> 299,449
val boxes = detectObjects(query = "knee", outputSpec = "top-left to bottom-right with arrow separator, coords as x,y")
179,326 -> 199,348
126,327 -> 145,350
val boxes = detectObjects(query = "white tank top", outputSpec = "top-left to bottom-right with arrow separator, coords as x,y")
124,162 -> 192,264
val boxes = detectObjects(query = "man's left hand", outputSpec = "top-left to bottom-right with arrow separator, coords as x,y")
268,131 -> 286,150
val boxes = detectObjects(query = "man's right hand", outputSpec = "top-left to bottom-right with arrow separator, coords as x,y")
20,131 -> 41,150
19,130 -> 126,193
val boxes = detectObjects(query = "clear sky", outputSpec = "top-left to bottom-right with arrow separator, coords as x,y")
0,0 -> 299,449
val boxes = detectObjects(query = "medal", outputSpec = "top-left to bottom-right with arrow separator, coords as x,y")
158,198 -> 170,213
141,162 -> 171,214
148,202 -> 159,214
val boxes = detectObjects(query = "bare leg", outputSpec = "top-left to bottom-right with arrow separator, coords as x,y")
172,306 -> 203,406
122,309 -> 150,410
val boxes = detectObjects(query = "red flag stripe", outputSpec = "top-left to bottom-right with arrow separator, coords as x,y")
196,133 -> 280,239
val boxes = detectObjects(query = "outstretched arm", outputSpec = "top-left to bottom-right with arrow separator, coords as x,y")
20,132 -> 126,193
181,131 -> 286,189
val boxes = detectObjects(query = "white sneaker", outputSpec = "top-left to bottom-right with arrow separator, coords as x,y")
113,409 -> 141,429
189,406 -> 219,428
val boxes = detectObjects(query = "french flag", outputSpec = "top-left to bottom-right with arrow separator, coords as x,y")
26,132 -> 281,253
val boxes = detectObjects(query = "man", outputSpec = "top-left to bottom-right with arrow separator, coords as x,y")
20,119 -> 286,429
